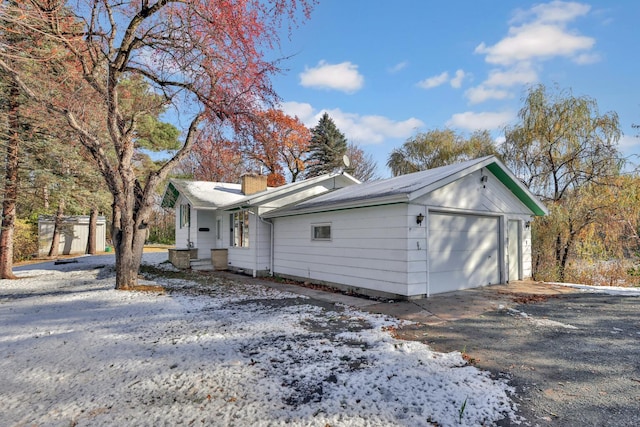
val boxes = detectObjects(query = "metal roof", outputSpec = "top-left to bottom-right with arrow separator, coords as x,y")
264,156 -> 548,217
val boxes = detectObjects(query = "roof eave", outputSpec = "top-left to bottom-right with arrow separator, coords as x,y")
223,172 -> 359,211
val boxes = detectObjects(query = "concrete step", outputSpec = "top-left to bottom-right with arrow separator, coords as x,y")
190,258 -> 214,271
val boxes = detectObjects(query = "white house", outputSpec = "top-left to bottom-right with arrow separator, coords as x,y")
162,156 -> 547,298
161,172 -> 361,275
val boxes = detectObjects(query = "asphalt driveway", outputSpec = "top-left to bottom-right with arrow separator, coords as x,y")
388,291 -> 640,426
235,274 -> 640,426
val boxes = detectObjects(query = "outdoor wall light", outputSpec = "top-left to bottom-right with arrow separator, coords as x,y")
416,213 -> 425,225
525,221 -> 531,229
480,175 -> 488,183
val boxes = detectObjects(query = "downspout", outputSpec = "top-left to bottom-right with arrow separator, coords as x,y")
187,204 -> 193,249
251,209 -> 257,278
426,208 -> 430,298
259,215 -> 274,276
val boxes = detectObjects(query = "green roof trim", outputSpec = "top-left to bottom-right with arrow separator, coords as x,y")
486,163 -> 546,216
161,182 -> 180,208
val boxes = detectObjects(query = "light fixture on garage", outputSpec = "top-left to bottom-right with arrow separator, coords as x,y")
480,173 -> 489,189
416,213 -> 424,225
525,221 -> 531,229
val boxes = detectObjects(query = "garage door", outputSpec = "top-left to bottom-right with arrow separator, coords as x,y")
428,212 -> 500,294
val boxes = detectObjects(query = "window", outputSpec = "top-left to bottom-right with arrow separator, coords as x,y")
312,223 -> 331,240
230,211 -> 250,247
216,218 -> 222,240
179,204 -> 190,228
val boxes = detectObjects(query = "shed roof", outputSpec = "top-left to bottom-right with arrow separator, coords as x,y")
264,156 -> 548,218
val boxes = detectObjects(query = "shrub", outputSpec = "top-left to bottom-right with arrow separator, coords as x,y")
13,218 -> 38,262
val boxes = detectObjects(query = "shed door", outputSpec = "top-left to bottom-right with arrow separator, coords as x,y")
428,212 -> 500,294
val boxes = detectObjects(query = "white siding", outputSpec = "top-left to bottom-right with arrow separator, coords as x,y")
417,169 -> 535,285
272,204 -> 417,296
226,209 -> 271,276
420,169 -> 532,215
256,217 -> 272,272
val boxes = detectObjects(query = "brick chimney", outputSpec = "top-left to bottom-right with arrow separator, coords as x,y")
241,174 -> 268,195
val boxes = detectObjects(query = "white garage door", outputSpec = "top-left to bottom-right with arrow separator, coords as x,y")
428,212 -> 500,294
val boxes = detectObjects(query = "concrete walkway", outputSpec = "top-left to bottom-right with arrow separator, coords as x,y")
221,271 -> 580,325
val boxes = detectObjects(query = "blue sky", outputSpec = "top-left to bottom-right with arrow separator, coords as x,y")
270,0 -> 640,177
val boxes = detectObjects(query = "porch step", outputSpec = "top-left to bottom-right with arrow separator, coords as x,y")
190,258 -> 214,271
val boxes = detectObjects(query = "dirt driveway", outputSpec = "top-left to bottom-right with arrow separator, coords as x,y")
363,284 -> 640,426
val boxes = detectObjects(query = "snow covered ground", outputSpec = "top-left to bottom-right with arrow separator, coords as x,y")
1,253 -> 518,426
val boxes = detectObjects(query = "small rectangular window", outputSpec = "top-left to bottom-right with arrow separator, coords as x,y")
216,218 -> 222,240
312,223 -> 331,240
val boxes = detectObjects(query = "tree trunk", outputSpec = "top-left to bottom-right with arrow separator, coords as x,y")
86,208 -> 97,254
0,85 -> 20,279
48,200 -> 65,257
112,191 -> 149,290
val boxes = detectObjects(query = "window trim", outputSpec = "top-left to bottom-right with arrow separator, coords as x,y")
311,223 -> 332,241
230,210 -> 250,248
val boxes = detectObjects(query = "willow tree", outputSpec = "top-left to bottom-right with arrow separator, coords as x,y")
0,0 -> 313,289
387,129 -> 497,176
501,84 -> 622,281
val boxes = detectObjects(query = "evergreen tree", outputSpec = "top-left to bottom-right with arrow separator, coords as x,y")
305,113 -> 348,177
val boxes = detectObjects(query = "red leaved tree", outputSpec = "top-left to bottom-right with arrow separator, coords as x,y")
247,109 -> 311,184
0,0 -> 313,288
180,130 -> 246,183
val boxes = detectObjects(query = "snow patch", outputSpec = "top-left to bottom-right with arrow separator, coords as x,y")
1,253 -> 518,426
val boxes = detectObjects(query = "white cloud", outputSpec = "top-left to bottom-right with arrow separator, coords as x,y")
469,2 -> 596,105
388,61 -> 408,73
465,86 -> 512,104
618,134 -> 639,151
476,1 -> 595,66
324,109 -> 423,144
484,65 -> 538,87
418,70 -> 467,90
299,60 -> 364,93
450,69 -> 467,89
280,101 -> 315,123
475,23 -> 594,65
573,52 -> 601,64
417,71 -> 449,89
446,111 -> 515,131
512,1 -> 591,25
282,102 -> 422,144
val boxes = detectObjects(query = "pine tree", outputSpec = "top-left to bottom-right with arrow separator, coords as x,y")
305,113 -> 348,178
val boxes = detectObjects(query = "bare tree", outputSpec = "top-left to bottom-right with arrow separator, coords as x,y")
0,0 -> 313,289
